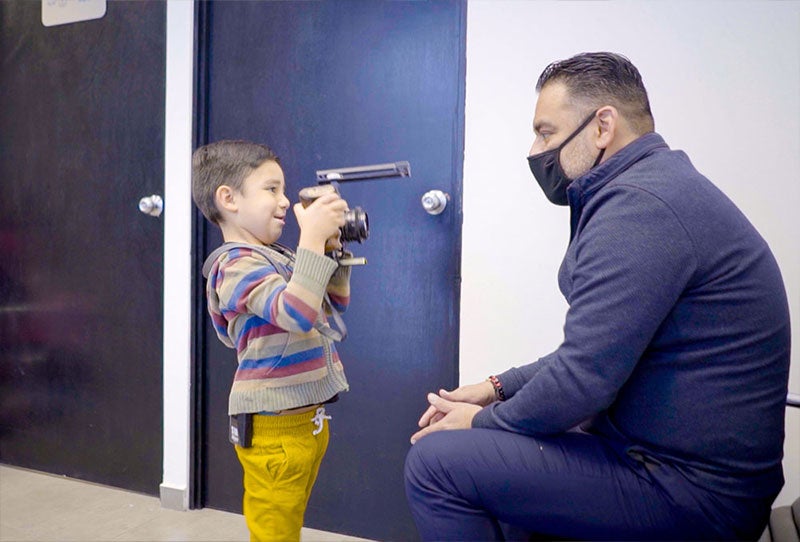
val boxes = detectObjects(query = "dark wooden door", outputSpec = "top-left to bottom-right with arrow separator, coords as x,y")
194,1 -> 466,539
0,1 -> 165,495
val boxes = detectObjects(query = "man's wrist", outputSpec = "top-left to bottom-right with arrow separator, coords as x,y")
487,375 -> 506,401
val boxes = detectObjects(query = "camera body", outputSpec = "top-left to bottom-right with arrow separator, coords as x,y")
298,161 -> 411,265
298,183 -> 369,253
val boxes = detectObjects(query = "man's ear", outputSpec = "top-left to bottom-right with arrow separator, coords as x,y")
215,185 -> 238,213
595,105 -> 618,150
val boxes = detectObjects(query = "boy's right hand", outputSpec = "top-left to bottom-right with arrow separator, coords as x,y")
294,193 -> 348,254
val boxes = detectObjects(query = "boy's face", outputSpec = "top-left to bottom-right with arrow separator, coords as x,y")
225,160 -> 290,245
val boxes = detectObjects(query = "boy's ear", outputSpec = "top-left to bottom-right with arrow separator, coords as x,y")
215,185 -> 238,213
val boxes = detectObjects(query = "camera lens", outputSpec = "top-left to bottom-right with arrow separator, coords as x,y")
341,207 -> 369,243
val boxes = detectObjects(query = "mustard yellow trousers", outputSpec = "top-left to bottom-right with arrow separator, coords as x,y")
235,407 -> 331,542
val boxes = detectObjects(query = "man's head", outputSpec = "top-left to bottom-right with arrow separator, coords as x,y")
528,52 -> 654,196
535,52 -> 654,136
192,140 -> 281,225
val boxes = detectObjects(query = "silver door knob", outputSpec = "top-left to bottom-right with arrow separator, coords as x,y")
139,194 -> 163,217
421,190 -> 448,215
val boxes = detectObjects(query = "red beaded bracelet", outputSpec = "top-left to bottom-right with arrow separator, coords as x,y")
487,375 -> 506,401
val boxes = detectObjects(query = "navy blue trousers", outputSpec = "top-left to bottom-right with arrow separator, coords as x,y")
404,429 -> 770,541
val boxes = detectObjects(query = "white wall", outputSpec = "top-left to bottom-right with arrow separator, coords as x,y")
461,0 -> 799,507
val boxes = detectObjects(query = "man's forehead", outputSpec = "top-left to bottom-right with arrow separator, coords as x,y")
534,82 -> 575,127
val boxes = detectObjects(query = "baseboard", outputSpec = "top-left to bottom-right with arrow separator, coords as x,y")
159,483 -> 189,511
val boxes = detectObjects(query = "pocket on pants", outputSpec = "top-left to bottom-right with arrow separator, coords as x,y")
262,440 -> 289,481
273,435 -> 319,486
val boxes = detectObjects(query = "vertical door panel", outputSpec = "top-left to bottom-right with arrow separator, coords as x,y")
197,1 -> 465,539
0,1 -> 165,494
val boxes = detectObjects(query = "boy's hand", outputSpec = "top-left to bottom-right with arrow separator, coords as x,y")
294,193 -> 349,254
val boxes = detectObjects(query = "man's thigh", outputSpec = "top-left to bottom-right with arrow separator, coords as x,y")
408,428 -> 686,540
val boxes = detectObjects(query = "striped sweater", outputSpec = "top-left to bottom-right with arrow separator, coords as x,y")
205,244 -> 350,414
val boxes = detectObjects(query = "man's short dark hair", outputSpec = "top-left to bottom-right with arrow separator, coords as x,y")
537,52 -> 655,134
191,140 -> 280,225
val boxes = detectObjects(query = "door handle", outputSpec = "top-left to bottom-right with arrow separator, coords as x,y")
139,194 -> 163,217
421,190 -> 449,215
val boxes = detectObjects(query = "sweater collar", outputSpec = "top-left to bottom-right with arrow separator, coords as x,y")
566,132 -> 669,208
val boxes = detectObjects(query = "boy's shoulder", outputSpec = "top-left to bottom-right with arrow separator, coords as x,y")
202,242 -> 292,280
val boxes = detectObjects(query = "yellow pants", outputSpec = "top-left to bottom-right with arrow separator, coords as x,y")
235,407 -> 331,542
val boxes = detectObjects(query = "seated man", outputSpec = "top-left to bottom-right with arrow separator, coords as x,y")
405,52 -> 791,541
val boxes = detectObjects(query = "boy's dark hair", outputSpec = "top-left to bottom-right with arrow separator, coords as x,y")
537,52 -> 655,134
191,140 -> 280,225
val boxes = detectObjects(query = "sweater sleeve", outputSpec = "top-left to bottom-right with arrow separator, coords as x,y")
215,247 -> 338,334
326,252 -> 352,314
473,185 -> 697,434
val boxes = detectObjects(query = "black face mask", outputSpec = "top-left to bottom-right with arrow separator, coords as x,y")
527,111 -> 605,206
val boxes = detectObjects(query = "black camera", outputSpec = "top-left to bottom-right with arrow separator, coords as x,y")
298,161 -> 410,265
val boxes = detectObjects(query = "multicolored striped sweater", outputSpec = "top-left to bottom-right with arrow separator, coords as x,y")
205,244 -> 350,414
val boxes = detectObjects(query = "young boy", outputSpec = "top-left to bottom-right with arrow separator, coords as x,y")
191,140 -> 352,541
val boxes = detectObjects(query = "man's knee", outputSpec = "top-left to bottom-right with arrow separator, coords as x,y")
404,433 -> 436,488
404,432 -> 455,492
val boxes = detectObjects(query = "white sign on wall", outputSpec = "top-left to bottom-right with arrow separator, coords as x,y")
42,0 -> 106,27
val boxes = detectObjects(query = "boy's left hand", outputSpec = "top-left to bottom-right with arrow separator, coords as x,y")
294,193 -> 348,254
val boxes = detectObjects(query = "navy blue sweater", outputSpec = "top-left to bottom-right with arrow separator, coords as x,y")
472,133 -> 791,499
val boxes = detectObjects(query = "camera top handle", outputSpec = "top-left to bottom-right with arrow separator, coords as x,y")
315,161 -> 411,184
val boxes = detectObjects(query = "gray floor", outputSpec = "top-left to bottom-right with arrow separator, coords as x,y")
0,465 -> 372,542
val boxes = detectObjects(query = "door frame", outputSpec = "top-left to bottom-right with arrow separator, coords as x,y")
159,0 -> 195,511
189,0 -> 213,510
